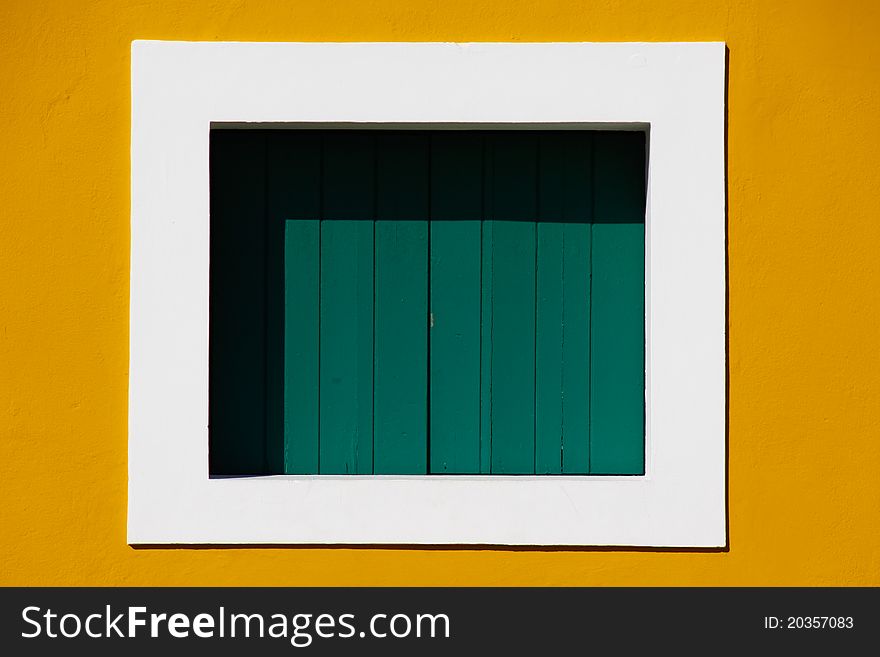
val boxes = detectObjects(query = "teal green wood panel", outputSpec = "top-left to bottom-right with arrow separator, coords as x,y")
429,134 -> 483,473
479,215 -> 494,474
487,134 -> 538,474
269,132 -> 322,474
284,221 -> 320,473
535,220 -> 564,474
374,134 -> 429,474
209,130 -> 267,474
561,223 -> 591,474
590,131 -> 646,475
536,133 -> 592,474
320,134 -> 375,474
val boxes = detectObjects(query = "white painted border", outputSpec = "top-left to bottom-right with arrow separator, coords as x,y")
129,41 -> 726,546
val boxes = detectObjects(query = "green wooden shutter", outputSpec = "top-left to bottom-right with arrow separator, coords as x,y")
209,129 -> 645,476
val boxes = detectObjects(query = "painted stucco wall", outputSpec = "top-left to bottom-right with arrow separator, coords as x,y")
1,0 -> 878,585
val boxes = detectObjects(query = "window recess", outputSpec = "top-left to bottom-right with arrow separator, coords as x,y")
209,129 -> 646,476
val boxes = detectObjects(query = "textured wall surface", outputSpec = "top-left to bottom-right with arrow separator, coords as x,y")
1,0 -> 878,585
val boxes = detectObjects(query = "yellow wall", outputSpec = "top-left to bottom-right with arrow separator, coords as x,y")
1,0 -> 878,586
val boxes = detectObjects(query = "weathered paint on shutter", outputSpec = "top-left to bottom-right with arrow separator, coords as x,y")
374,134 -> 429,474
590,131 -> 646,475
209,129 -> 645,476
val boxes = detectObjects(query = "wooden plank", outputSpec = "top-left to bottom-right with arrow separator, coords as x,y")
374,134 -> 429,474
268,132 -> 322,474
429,133 -> 483,473
319,133 -> 375,474
208,130 -> 267,474
535,217 -> 563,474
561,221 -> 591,474
479,197 -> 494,474
536,133 -> 592,474
590,131 -> 646,474
487,133 -> 538,474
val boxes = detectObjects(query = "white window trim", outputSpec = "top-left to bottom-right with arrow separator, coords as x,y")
129,41 -> 726,546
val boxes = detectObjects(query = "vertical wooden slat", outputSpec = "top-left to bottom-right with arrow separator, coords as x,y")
479,154 -> 494,474
536,132 -> 592,474
590,130 -> 646,474
320,133 -> 375,474
428,133 -> 484,473
268,131 -> 321,474
208,130 -> 267,474
374,134 -> 429,474
487,133 -> 538,474
561,221 -> 591,474
536,135 -> 564,475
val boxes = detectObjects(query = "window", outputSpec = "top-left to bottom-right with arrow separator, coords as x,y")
209,129 -> 646,476
130,41 -> 725,546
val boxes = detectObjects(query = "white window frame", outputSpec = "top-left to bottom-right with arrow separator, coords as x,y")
129,41 -> 726,546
